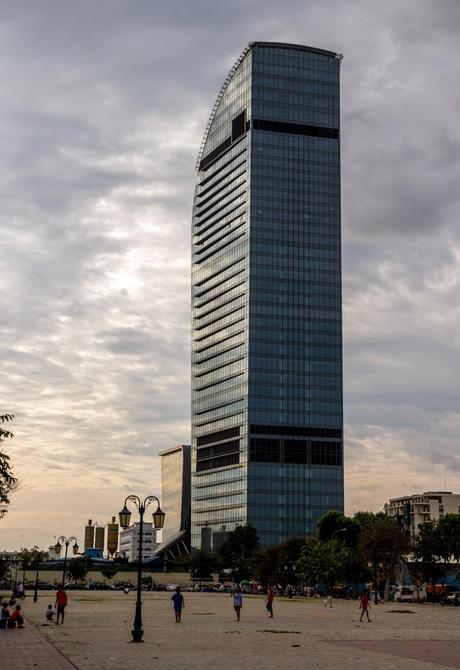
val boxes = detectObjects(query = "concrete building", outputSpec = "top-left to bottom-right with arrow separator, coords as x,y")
191,41 -> 343,548
384,491 -> 460,538
118,522 -> 159,562
160,444 -> 191,544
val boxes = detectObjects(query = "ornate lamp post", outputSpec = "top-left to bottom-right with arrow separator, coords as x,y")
119,495 -> 165,642
55,536 -> 79,587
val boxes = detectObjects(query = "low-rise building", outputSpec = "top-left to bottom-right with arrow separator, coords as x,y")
384,491 -> 460,538
118,522 -> 159,562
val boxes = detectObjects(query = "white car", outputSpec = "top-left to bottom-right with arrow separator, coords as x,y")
395,586 -> 413,602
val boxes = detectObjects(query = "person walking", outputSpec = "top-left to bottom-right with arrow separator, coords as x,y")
171,586 -> 185,623
55,585 -> 68,625
265,585 -> 274,618
359,590 -> 371,622
233,587 -> 243,622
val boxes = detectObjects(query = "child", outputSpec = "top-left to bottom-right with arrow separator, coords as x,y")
0,602 -> 10,629
171,586 -> 184,623
45,604 -> 56,621
265,585 -> 274,618
9,604 -> 24,628
233,587 -> 243,621
359,590 -> 371,622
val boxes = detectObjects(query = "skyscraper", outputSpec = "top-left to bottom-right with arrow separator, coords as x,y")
191,42 -> 343,549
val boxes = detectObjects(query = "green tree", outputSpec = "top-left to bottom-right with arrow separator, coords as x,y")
219,524 -> 259,583
0,555 -> 12,584
358,517 -> 408,601
296,538 -> 352,588
100,563 -> 119,580
190,550 -> 219,580
317,511 -> 361,549
68,556 -> 90,582
436,514 -> 460,562
253,537 -> 304,586
0,414 -> 18,518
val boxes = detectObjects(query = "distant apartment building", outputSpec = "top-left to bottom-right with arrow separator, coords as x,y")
118,522 -> 159,562
160,445 -> 191,546
384,491 -> 460,538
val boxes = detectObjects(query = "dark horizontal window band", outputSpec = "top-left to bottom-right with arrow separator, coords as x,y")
252,118 -> 338,140
196,439 -> 240,461
250,424 -> 341,438
196,452 -> 240,472
196,426 -> 240,447
250,437 -> 342,466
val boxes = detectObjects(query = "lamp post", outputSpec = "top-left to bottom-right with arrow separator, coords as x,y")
55,536 -> 79,587
119,495 -> 165,642
331,528 -> 347,542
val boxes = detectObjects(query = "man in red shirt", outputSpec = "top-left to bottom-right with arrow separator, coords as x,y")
55,586 -> 68,625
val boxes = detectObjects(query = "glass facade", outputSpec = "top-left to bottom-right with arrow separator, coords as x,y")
160,445 -> 191,544
191,42 -> 343,548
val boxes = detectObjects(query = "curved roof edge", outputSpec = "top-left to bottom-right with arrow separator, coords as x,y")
195,41 -> 342,170
195,42 -> 253,170
251,41 -> 338,59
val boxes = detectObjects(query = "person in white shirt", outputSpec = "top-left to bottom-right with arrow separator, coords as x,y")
45,604 -> 56,621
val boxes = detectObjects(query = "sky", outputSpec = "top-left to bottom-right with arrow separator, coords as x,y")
1,0 -> 460,551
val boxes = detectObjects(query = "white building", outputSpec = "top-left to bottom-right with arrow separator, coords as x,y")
118,522 -> 159,562
384,491 -> 460,538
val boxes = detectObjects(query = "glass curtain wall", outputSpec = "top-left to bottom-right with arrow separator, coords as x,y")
191,42 -> 343,549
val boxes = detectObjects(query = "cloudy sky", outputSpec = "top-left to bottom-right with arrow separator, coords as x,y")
1,0 -> 459,551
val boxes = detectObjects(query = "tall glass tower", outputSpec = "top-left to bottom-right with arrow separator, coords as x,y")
191,42 -> 343,548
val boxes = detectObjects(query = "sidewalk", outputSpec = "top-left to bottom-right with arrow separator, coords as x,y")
1,623 -> 76,670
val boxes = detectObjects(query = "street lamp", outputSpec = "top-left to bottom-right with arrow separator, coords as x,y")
55,536 -> 79,587
119,495 -> 165,642
331,528 -> 347,541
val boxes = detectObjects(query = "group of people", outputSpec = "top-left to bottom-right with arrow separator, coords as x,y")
0,584 -> 68,630
171,585 -> 276,623
0,602 -> 24,629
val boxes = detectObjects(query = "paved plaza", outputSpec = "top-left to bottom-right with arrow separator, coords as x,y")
3,591 -> 460,669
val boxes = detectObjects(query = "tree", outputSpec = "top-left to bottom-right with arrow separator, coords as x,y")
436,514 -> 460,563
100,563 -> 118,580
68,556 -> 90,582
252,538 -> 304,587
218,524 -> 259,583
317,511 -> 361,549
0,414 -> 18,518
358,517 -> 408,601
296,538 -> 352,589
190,549 -> 219,580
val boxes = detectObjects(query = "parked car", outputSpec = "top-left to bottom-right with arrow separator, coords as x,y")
395,586 -> 414,603
113,581 -> 134,591
64,582 -> 88,590
445,591 -> 460,606
37,581 -> 57,590
88,582 -> 114,590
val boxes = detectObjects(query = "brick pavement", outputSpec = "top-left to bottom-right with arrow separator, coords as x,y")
3,592 -> 460,670
0,621 -> 76,669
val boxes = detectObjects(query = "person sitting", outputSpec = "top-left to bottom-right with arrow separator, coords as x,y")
45,604 -> 55,621
0,602 -> 10,629
8,604 -> 24,628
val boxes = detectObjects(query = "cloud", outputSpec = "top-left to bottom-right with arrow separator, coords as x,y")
1,0 -> 460,548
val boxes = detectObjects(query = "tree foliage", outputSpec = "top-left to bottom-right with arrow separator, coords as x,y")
358,516 -> 408,600
190,549 -> 219,579
253,537 -> 304,586
68,556 -> 91,582
296,538 -> 353,588
100,563 -> 119,580
0,414 -> 18,518
218,524 -> 259,582
18,546 -> 48,572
